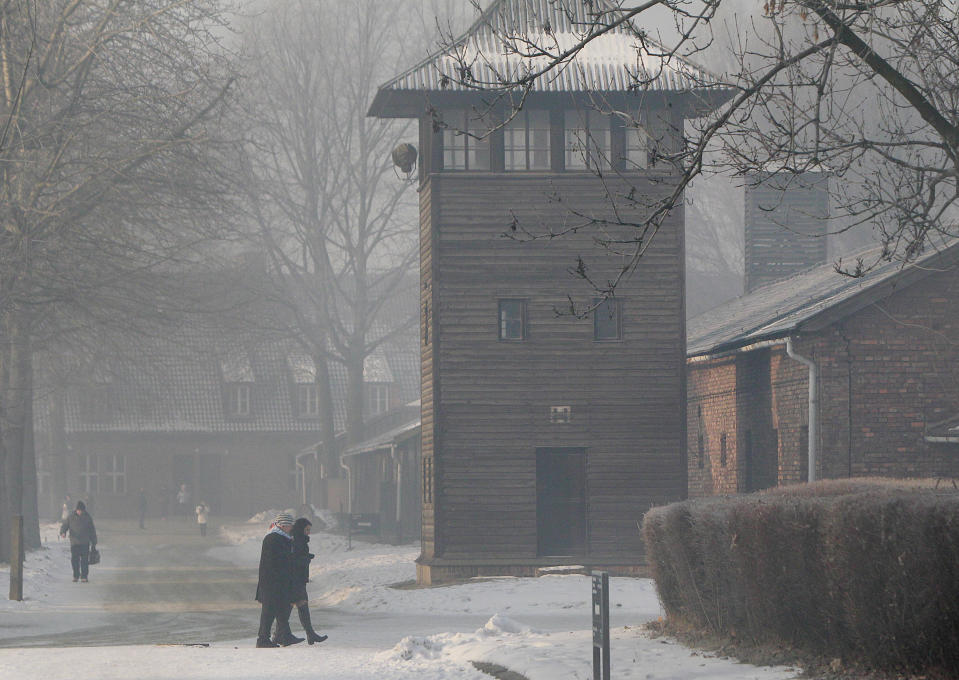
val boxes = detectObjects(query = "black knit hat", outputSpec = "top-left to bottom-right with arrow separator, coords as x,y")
76,500 -> 86,511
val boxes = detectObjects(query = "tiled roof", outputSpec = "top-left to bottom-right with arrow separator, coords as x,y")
56,330 -> 419,435
688,240 -> 959,357
369,0 -> 723,115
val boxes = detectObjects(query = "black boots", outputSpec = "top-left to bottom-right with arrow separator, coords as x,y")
276,633 -> 305,646
297,604 -> 328,645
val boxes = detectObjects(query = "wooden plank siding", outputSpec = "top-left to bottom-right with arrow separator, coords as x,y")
419,175 -> 439,560
419,170 -> 688,578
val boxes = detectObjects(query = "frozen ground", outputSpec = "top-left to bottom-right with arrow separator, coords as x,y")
0,515 -> 801,680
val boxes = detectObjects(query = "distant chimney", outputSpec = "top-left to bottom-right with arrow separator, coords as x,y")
744,171 -> 829,293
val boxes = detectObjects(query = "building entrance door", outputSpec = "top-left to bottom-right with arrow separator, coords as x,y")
536,447 -> 587,556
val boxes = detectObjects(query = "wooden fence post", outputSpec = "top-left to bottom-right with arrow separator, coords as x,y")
9,515 -> 23,601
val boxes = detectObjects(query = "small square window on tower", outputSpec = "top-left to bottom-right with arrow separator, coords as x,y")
498,299 -> 527,340
593,298 -> 622,341
550,405 -> 572,424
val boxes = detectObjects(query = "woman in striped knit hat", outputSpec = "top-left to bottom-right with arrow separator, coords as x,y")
254,512 -> 303,647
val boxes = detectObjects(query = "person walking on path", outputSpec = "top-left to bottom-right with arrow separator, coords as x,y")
254,512 -> 303,648
59,500 -> 97,583
176,483 -> 190,517
138,489 -> 148,530
195,501 -> 210,537
290,518 -> 327,644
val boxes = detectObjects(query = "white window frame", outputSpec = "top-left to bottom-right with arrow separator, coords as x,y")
297,383 -> 319,417
36,455 -> 51,495
102,454 -> 126,494
505,109 -> 551,171
364,383 -> 390,417
227,383 -> 251,417
79,453 -> 98,494
498,298 -> 527,341
442,110 -> 491,171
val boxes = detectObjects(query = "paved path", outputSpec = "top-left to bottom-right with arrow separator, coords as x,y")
1,519 -> 267,647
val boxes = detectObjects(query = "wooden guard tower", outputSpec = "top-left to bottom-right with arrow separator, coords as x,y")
369,0 -> 728,584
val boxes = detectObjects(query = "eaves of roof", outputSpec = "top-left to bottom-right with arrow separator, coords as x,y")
340,418 -> 422,458
369,0 -> 730,118
687,240 -> 959,359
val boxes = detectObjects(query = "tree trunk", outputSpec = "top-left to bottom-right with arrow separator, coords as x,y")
313,349 -> 338,492
0,306 -> 33,560
21,351 -> 40,549
346,344 -> 366,447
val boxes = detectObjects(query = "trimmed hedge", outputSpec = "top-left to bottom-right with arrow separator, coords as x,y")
641,479 -> 959,671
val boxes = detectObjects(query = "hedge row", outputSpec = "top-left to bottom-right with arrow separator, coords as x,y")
641,479 -> 959,671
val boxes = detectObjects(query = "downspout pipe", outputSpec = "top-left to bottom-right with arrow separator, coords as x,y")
390,444 -> 401,530
339,454 -> 353,514
786,336 -> 818,483
294,448 -> 317,506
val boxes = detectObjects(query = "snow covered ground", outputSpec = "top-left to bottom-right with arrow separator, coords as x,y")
0,516 -> 801,680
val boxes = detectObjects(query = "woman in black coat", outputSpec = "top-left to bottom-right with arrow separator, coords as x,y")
291,518 -> 327,644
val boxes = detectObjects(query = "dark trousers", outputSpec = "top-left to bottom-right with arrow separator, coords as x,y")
70,543 -> 90,579
199,523 -> 207,537
257,599 -> 293,643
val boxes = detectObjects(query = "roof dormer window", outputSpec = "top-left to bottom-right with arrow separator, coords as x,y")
220,353 -> 254,419
227,383 -> 251,417
287,353 -> 320,419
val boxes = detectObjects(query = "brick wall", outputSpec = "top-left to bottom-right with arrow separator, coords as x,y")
687,263 -> 959,496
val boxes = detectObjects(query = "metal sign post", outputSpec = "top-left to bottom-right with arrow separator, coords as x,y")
591,570 -> 610,680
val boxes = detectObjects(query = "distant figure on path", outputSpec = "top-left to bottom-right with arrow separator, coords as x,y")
254,512 -> 303,648
59,500 -> 97,583
138,488 -> 148,529
290,517 -> 327,644
195,501 -> 210,537
176,483 -> 190,517
60,495 -> 71,522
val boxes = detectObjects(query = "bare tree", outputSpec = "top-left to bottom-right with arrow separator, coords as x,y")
431,0 -> 959,292
235,0 -> 425,488
0,0 -> 237,563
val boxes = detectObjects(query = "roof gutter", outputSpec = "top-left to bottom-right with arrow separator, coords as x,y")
687,338 -> 787,363
786,336 -> 818,483
339,452 -> 353,515
924,436 -> 959,444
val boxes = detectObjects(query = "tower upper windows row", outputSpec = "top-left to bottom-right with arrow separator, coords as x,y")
437,107 -> 669,173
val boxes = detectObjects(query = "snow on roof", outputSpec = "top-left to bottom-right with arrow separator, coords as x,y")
287,352 -> 316,384
219,352 -> 254,383
363,350 -> 394,383
688,240 -> 959,357
370,0 -> 723,116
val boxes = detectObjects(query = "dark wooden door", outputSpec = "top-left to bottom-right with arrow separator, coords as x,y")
536,447 -> 587,556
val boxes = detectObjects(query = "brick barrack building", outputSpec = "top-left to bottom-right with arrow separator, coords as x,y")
687,241 -> 959,496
